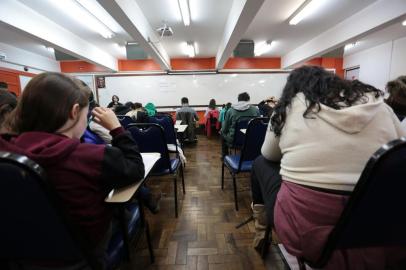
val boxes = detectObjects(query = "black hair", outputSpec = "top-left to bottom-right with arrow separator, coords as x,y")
238,92 -> 250,102
181,97 -> 189,104
0,81 -> 8,90
385,76 -> 406,116
209,99 -> 216,109
271,65 -> 383,136
226,102 -> 231,108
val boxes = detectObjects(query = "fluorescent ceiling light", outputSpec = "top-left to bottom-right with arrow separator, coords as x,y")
48,0 -> 114,39
254,41 -> 273,56
76,0 -> 121,33
402,20 -> 406,26
289,0 -> 322,25
45,46 -> 54,53
178,0 -> 191,26
183,42 -> 196,57
344,42 -> 358,51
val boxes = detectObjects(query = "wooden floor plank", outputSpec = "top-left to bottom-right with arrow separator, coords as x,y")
128,135 -> 285,269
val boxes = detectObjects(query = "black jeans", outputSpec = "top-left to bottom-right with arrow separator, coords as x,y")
251,155 -> 282,227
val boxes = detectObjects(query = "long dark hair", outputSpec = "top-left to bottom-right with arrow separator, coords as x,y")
9,72 -> 90,134
271,66 -> 383,136
209,99 -> 216,109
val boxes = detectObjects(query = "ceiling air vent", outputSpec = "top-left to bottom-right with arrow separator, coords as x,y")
233,39 -> 254,58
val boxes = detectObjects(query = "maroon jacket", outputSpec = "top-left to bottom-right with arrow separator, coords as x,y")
0,127 -> 144,247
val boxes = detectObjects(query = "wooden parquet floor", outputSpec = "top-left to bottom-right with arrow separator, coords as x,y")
125,135 -> 286,270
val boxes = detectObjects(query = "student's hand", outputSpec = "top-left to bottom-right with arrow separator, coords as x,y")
91,107 -> 121,131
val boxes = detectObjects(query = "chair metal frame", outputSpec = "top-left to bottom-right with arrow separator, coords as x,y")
127,123 -> 185,218
221,117 -> 269,211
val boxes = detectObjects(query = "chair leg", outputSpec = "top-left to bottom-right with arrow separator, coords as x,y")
221,162 -> 225,190
174,176 -> 178,218
180,164 -> 185,195
261,225 -> 272,259
232,173 -> 239,211
145,220 -> 155,263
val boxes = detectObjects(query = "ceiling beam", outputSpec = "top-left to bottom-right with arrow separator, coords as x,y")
96,0 -> 171,71
216,0 -> 265,69
0,0 -> 118,71
281,0 -> 406,69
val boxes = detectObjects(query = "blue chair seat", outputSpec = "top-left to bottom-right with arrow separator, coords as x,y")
107,203 -> 141,268
151,158 -> 181,176
224,155 -> 253,172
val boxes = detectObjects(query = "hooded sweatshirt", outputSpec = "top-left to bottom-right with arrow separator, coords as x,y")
0,127 -> 144,247
221,101 -> 260,145
262,92 -> 406,191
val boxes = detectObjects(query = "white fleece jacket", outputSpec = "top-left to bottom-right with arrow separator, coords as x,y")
261,92 -> 406,191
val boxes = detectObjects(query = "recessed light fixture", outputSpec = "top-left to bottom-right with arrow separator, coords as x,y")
402,20 -> 406,26
254,40 -> 273,56
344,42 -> 358,51
178,0 -> 191,26
49,0 -> 115,39
289,0 -> 322,25
183,41 -> 196,57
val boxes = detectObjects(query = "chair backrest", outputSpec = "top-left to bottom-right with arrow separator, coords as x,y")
82,128 -> 105,145
127,123 -> 173,173
238,117 -> 269,169
308,137 -> 406,268
232,116 -> 255,149
148,115 -> 177,145
0,152 -> 85,263
116,115 -> 135,129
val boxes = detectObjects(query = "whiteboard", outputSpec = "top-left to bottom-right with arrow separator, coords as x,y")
98,73 -> 289,107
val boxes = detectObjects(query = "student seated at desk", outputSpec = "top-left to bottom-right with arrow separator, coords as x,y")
125,102 -> 148,123
220,92 -> 260,156
250,66 -> 406,268
176,97 -> 199,142
0,72 -> 145,268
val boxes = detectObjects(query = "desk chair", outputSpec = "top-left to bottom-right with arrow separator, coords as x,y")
148,116 -> 179,150
221,117 -> 269,211
205,110 -> 220,137
0,151 -> 153,270
116,115 -> 135,129
127,123 -> 185,218
231,116 -> 255,153
271,138 -> 406,269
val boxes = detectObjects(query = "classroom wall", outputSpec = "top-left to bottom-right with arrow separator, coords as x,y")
0,67 -> 36,95
0,42 -> 60,73
343,36 -> 406,90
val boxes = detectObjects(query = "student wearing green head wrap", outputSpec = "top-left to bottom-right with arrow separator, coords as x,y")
145,102 -> 156,116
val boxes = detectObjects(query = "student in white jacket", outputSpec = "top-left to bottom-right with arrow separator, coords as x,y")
250,66 -> 406,268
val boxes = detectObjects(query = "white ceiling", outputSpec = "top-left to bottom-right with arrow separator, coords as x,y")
244,0 -> 378,57
0,0 -> 404,69
16,0 -> 131,59
134,0 -> 234,58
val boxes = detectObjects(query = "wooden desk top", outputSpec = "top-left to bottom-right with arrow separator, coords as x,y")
105,152 -> 161,203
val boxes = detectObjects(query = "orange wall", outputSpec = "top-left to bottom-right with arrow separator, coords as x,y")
295,57 -> 344,78
118,59 -> 161,71
60,61 -> 110,73
171,57 -> 215,70
0,67 -> 36,95
224,57 -> 281,69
